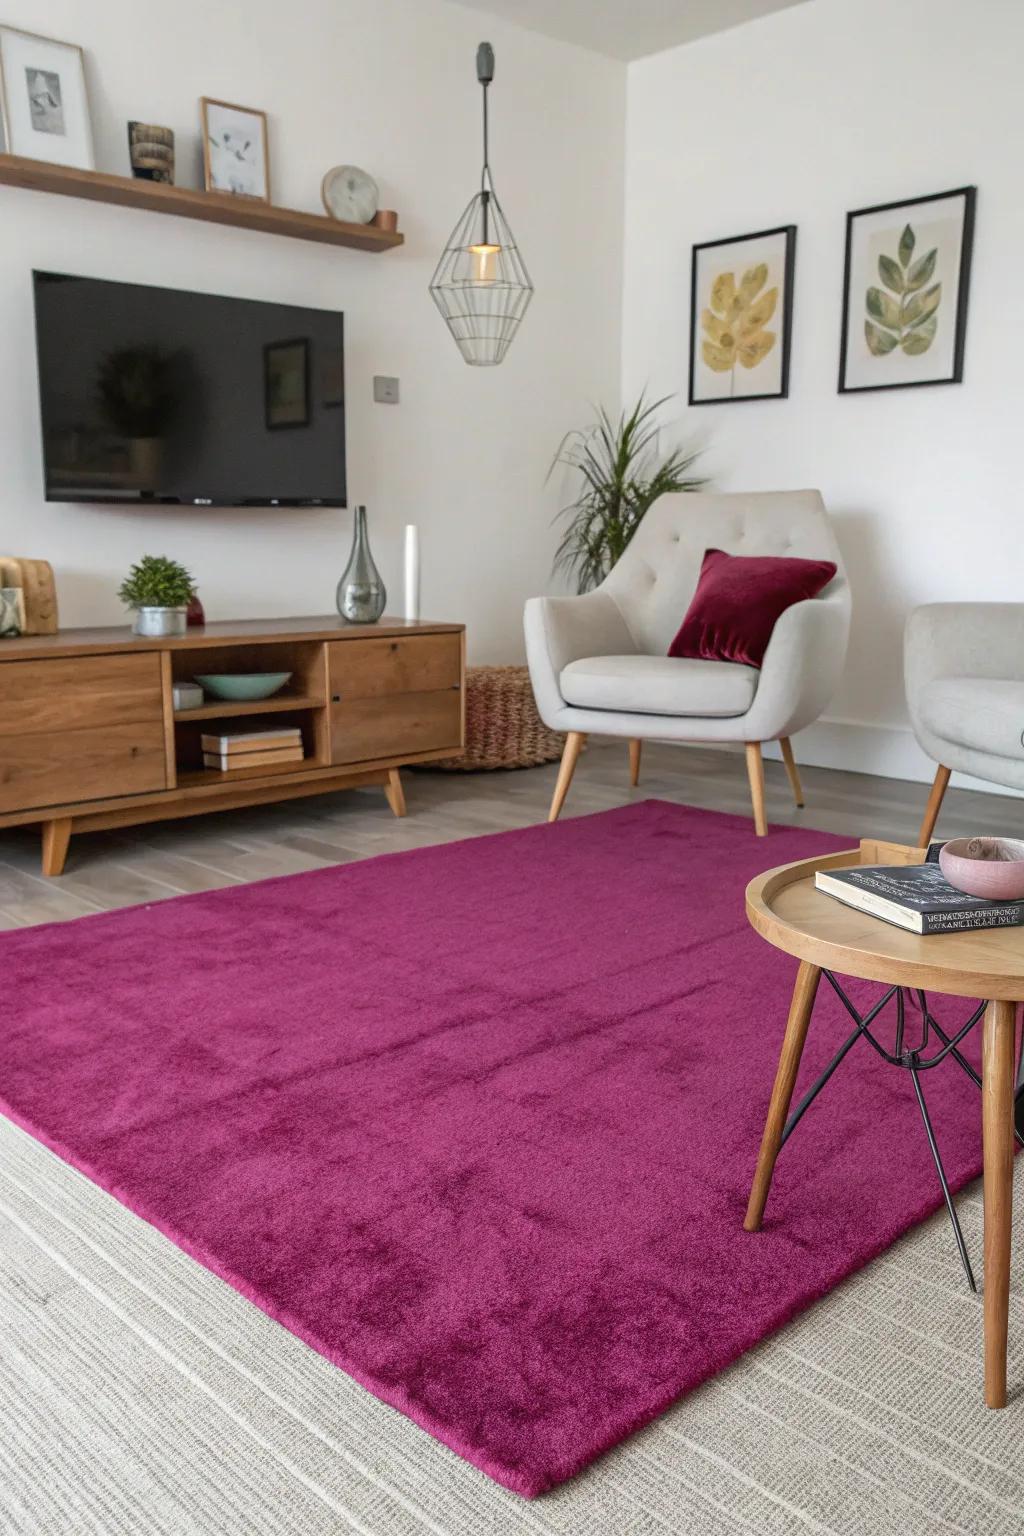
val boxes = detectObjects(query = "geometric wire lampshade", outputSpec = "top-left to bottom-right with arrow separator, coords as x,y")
429,43 -> 533,366
429,187 -> 533,366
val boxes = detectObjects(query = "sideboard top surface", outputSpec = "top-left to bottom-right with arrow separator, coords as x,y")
0,616 -> 464,661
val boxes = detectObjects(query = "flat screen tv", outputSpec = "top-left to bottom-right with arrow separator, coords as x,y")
32,271 -> 346,507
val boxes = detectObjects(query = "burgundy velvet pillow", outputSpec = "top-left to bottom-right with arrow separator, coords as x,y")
669,547 -> 837,669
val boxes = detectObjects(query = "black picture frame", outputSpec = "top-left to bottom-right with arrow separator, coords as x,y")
838,186 -> 976,394
264,337 -> 310,429
688,224 -> 796,406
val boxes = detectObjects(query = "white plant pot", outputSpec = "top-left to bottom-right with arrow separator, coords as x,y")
132,605 -> 187,638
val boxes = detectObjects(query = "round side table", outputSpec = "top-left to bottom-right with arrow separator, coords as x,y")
744,836 -> 1023,1409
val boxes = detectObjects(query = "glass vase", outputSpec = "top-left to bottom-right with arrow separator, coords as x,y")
336,504 -> 386,623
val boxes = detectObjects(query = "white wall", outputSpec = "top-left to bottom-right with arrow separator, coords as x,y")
622,0 -> 1024,786
0,0 -> 624,662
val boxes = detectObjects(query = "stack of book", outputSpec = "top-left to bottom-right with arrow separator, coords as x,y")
201,727 -> 304,773
815,850 -> 1024,935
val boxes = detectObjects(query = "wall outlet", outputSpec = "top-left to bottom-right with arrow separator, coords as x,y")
373,375 -> 400,404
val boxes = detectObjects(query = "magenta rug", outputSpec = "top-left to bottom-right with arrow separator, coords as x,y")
0,801 -> 991,1496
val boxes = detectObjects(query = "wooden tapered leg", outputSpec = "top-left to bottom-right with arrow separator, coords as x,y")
384,768 -> 407,818
917,764 -> 950,847
779,737 -> 804,808
983,998 -> 1016,1409
41,817 -> 72,877
745,741 -> 767,837
745,960 -> 821,1231
548,731 -> 586,823
629,739 -> 642,787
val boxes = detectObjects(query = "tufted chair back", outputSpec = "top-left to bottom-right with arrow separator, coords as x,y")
601,489 -> 847,656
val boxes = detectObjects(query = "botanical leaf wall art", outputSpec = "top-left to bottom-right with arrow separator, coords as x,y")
702,264 -> 778,389
865,222 -> 941,357
840,187 -> 975,392
690,226 -> 795,404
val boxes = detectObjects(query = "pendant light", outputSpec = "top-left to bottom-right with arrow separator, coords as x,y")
429,42 -> 533,366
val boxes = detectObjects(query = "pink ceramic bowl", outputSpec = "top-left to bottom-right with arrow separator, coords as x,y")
939,837 -> 1024,901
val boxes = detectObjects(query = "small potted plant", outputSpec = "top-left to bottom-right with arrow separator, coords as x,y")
118,555 -> 196,638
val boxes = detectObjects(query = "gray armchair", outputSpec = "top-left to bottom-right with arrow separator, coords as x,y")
906,604 -> 1024,845
525,490 -> 851,834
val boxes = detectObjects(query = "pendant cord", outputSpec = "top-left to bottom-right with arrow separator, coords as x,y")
480,78 -> 491,243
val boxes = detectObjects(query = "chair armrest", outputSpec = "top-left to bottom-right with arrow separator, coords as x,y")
524,591 -> 637,727
743,589 -> 851,741
906,604 -> 1024,697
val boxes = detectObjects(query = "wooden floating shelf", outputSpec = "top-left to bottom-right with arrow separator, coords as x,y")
173,693 -> 324,722
0,154 -> 404,253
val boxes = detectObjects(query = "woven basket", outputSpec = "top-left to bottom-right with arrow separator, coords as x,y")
435,665 -> 564,771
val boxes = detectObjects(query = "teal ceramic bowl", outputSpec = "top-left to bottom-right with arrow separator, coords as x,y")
194,671 -> 292,701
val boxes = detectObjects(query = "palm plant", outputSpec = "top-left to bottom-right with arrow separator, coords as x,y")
551,394 -> 705,594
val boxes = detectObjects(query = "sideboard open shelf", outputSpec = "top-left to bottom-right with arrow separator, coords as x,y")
0,617 -> 464,875
173,692 -> 324,722
0,155 -> 404,253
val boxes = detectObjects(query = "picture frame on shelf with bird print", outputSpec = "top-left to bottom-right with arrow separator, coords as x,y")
689,225 -> 796,405
0,25 -> 94,170
200,96 -> 270,201
838,186 -> 975,393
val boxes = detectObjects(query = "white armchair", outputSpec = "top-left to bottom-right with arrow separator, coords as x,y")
524,490 -> 850,834
906,603 -> 1024,845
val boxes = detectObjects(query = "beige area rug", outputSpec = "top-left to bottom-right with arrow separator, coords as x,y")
0,1112 -> 1022,1536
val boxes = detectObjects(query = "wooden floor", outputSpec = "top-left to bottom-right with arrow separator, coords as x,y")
0,741 -> 1020,927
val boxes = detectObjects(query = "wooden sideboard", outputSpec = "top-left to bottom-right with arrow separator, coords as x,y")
0,616 -> 465,876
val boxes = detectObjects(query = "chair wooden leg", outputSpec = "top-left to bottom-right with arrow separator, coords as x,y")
917,764 -> 950,847
779,737 -> 804,808
41,817 -> 72,877
983,998 -> 1016,1409
549,731 -> 586,822
745,742 -> 767,837
384,768 -> 407,818
629,739 -> 642,787
745,961 -> 822,1231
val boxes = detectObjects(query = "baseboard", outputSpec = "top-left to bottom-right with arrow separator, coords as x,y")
764,718 -> 1024,800
639,717 -> 1024,801
762,718 -> 930,782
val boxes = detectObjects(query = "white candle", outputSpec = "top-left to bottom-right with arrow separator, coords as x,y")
403,524 -> 420,621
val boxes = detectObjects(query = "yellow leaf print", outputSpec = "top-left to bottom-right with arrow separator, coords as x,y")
702,340 -> 735,372
701,266 -> 778,393
738,263 -> 769,304
701,308 -> 731,344
710,272 -> 737,317
739,287 -> 777,337
737,331 -> 776,369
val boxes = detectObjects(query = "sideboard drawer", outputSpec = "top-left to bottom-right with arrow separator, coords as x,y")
328,634 -> 461,700
0,722 -> 168,814
0,653 -> 163,736
331,691 -> 461,765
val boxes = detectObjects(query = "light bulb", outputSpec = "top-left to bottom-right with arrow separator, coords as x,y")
469,242 -> 501,282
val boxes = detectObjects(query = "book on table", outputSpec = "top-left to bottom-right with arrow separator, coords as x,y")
815,860 -> 1024,934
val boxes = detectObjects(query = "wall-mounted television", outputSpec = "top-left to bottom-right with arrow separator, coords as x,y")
32,271 -> 346,507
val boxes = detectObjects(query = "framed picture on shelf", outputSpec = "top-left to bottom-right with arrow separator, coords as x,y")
689,225 -> 795,405
201,96 -> 270,201
0,25 -> 94,170
264,339 -> 310,429
838,186 -> 976,393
